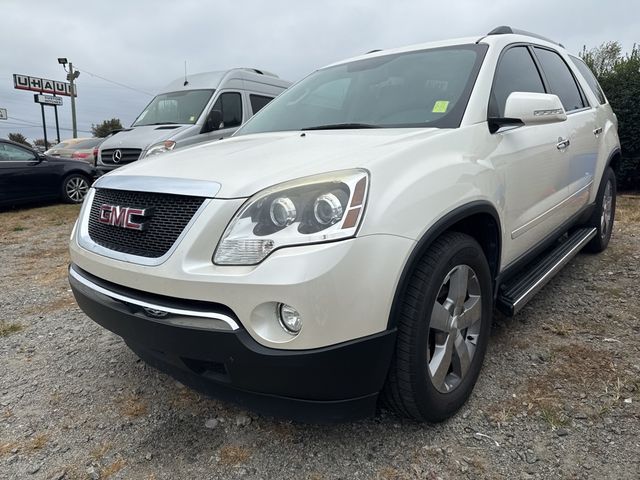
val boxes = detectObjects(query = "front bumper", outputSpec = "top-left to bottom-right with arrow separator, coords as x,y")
69,265 -> 396,421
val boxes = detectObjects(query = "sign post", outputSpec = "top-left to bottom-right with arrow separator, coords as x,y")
13,74 -> 76,145
33,94 -> 64,144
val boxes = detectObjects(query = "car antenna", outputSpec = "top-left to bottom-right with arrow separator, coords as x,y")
183,60 -> 189,86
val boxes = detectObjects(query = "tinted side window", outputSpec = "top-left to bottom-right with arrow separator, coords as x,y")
0,143 -> 36,162
211,92 -> 243,128
490,47 -> 545,117
249,94 -> 274,115
534,48 -> 585,112
570,56 -> 606,105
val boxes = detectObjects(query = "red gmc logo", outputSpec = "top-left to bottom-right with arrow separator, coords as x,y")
98,204 -> 151,231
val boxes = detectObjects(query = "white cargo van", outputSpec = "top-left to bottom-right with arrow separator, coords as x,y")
96,68 -> 291,173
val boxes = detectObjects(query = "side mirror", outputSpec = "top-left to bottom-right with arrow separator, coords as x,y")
37,153 -> 46,162
202,109 -> 223,133
489,92 -> 567,133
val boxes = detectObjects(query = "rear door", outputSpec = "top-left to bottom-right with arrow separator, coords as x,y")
486,45 -> 572,266
532,47 -> 597,217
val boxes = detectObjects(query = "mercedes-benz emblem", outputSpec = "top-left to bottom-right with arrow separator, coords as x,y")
112,149 -> 122,163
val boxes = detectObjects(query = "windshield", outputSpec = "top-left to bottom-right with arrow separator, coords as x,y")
238,45 -> 486,135
132,89 -> 214,126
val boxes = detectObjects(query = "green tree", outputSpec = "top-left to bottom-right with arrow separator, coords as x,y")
580,41 -> 623,77
581,42 -> 640,190
8,132 -> 30,146
33,138 -> 53,149
91,118 -> 123,137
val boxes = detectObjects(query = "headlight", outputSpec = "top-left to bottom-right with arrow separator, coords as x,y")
214,169 -> 369,265
143,140 -> 176,158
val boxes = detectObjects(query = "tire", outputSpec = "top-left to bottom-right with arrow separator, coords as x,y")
382,232 -> 492,422
61,174 -> 91,204
583,167 -> 616,253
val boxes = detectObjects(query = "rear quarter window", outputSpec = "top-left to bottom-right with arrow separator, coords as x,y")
249,94 -> 275,115
570,55 -> 607,105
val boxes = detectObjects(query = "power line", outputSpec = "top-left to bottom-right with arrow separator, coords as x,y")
4,116 -> 41,127
0,122 -> 92,134
74,66 -> 154,97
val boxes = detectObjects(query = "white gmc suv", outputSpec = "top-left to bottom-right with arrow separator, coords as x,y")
69,27 -> 620,422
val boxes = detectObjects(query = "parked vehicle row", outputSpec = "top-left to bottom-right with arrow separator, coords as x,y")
68,27 -> 620,422
45,137 -> 104,165
0,139 -> 96,206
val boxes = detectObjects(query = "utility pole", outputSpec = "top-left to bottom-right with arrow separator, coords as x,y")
68,62 -> 78,138
58,57 -> 80,138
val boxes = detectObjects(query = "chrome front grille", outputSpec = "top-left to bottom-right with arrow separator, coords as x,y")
87,188 -> 205,258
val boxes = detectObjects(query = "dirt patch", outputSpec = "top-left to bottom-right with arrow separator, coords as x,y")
0,321 -> 23,337
616,194 -> 640,224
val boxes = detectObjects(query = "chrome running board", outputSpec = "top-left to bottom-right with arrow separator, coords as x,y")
497,227 -> 597,316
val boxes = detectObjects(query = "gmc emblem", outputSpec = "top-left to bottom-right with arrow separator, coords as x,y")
98,204 -> 152,231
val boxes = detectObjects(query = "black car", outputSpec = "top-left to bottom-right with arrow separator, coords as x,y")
0,138 -> 96,206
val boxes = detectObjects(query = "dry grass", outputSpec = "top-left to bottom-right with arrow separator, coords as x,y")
0,204 -> 80,243
0,441 -> 19,456
101,458 -> 126,479
218,445 -> 251,466
616,194 -> 640,224
377,467 -> 403,480
24,294 -> 76,316
30,434 -> 48,450
118,395 -> 148,418
0,321 -> 23,337
90,443 -> 112,462
488,342 -> 627,427
0,434 -> 49,457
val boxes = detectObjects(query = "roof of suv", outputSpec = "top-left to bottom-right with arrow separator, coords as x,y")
324,27 -> 568,70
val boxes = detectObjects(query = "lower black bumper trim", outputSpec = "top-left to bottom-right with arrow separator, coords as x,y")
69,264 -> 397,422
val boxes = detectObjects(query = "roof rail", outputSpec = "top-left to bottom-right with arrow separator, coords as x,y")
487,26 -> 564,48
240,68 -> 279,78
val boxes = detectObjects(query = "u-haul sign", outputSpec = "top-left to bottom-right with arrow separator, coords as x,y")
13,74 -> 76,97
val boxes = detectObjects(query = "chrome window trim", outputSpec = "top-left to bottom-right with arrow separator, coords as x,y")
69,266 -> 240,331
77,188 -> 211,266
93,175 -> 222,198
566,106 -> 592,115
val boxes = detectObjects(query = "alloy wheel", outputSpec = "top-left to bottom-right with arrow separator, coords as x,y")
66,176 -> 89,202
427,264 -> 482,393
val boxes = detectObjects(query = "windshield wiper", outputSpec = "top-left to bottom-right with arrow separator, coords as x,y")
301,123 -> 380,131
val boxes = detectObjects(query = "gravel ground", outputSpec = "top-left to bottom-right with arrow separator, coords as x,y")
1,197 -> 639,480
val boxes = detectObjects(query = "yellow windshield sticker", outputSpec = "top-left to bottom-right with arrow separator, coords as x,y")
432,101 -> 449,113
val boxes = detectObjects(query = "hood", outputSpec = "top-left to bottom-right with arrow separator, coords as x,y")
99,124 -> 190,151
104,128 -> 450,198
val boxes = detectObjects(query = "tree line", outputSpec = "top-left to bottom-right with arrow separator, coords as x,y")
581,42 -> 639,190
8,118 -> 123,149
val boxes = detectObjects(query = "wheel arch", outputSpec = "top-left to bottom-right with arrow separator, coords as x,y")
606,148 -> 622,176
63,169 -> 93,180
387,201 -> 502,329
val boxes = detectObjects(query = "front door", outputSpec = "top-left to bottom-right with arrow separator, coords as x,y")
486,45 -> 573,267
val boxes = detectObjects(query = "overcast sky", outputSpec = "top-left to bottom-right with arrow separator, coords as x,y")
0,0 -> 637,142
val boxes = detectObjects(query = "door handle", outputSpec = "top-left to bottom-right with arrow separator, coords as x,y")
593,127 -> 603,136
556,137 -> 570,150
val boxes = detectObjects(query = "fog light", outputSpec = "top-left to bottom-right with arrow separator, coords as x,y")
278,303 -> 302,334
